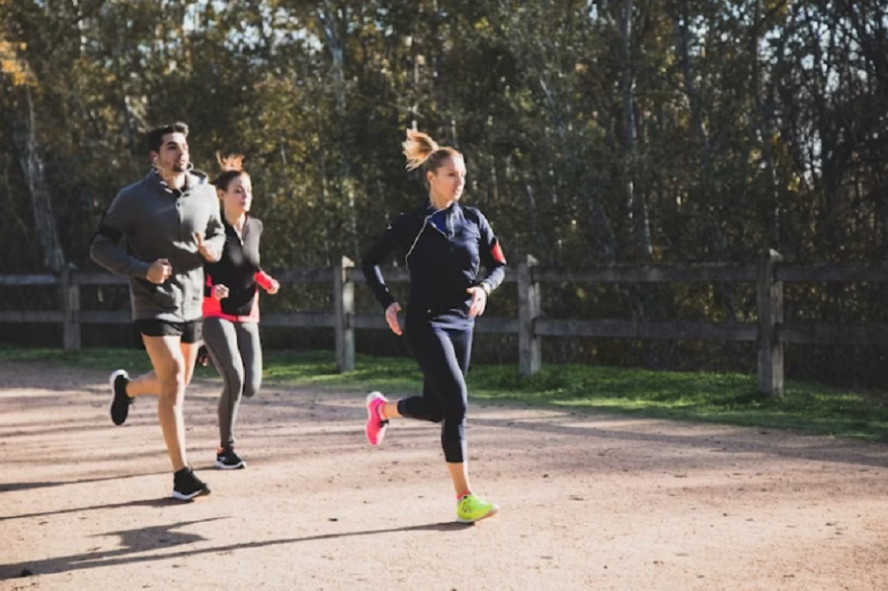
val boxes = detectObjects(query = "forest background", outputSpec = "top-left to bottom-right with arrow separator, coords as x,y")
1,0 -> 886,389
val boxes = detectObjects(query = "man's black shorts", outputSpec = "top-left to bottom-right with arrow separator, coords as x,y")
134,319 -> 202,344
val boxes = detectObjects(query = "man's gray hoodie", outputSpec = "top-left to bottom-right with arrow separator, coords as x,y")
90,170 -> 225,322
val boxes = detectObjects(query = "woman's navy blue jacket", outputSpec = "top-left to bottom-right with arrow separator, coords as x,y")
361,202 -> 507,315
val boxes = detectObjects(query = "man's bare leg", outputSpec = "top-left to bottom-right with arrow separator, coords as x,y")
126,340 -> 200,398
140,335 -> 194,472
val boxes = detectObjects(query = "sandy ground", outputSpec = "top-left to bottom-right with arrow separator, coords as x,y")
1,360 -> 887,591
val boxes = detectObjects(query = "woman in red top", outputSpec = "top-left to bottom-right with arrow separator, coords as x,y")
203,154 -> 279,469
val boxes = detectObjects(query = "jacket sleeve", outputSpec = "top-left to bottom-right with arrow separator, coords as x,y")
89,189 -> 151,278
360,212 -> 415,311
475,210 -> 507,295
202,192 -> 226,262
250,219 -> 277,291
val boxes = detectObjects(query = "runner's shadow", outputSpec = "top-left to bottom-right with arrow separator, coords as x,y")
1,517 -> 223,580
101,517 -> 226,553
1,495 -> 189,522
402,521 -> 475,532
0,471 -> 168,495
0,520 -> 476,580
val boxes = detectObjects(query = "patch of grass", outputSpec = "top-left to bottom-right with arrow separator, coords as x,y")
2,346 -> 885,440
262,349 -> 422,391
0,346 -> 152,372
466,363 -> 888,440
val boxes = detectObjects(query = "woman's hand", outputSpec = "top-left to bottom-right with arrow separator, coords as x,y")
196,346 -> 211,367
466,286 -> 488,317
267,279 -> 280,295
212,284 -> 230,300
385,302 -> 403,336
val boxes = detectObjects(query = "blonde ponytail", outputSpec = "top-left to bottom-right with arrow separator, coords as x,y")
403,130 -> 440,171
212,152 -> 248,190
216,152 -> 246,173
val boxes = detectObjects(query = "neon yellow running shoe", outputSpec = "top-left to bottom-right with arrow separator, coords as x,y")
456,493 -> 499,523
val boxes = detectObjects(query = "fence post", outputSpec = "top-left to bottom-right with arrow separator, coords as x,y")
518,254 -> 541,376
334,255 -> 355,372
59,264 -> 81,352
757,249 -> 784,397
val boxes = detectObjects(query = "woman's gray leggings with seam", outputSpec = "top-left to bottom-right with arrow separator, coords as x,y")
202,316 -> 262,449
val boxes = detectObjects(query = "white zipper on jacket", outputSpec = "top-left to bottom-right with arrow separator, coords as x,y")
404,211 -> 434,265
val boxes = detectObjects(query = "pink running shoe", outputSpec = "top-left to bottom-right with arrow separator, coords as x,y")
365,392 -> 389,446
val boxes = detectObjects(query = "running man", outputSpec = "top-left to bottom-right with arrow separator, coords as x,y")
90,121 -> 225,500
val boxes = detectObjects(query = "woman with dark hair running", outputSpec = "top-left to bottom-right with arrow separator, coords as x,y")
361,129 -> 507,523
202,154 -> 280,470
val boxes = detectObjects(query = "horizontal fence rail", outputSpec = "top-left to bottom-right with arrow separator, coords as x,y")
2,251 -> 887,396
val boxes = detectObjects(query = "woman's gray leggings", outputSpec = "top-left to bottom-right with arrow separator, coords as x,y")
202,316 -> 262,449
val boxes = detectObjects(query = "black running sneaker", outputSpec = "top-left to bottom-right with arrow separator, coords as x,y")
172,467 -> 211,501
108,369 -> 132,426
215,446 -> 246,470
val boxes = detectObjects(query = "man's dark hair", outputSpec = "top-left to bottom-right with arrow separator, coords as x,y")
146,121 -> 189,153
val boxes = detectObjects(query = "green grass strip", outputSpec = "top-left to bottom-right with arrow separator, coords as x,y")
2,346 -> 885,441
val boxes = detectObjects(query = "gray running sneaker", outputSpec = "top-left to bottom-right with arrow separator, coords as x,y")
215,446 -> 246,470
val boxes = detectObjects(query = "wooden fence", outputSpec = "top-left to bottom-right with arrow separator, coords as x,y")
2,249 -> 887,397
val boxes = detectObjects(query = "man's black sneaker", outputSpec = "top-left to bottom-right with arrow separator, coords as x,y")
109,369 -> 132,426
172,467 -> 211,501
215,446 -> 246,470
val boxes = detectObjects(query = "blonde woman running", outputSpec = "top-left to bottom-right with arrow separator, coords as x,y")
361,130 -> 507,523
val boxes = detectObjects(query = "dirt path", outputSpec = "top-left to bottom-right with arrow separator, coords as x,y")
1,361 -> 887,590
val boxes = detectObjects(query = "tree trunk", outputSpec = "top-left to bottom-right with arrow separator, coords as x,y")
10,86 -> 66,272
672,1 -> 737,320
620,0 -> 652,260
318,2 -> 358,259
749,0 -> 783,248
